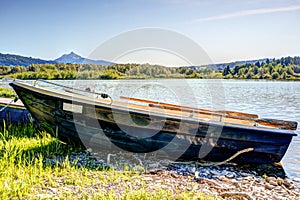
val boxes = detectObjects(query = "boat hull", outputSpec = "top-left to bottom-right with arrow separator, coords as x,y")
10,82 -> 297,164
0,98 -> 31,125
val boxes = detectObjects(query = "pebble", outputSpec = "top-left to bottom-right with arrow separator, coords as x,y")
201,189 -> 211,194
189,167 -> 196,173
251,171 -> 257,175
266,176 -> 277,183
242,176 -> 253,181
265,183 -> 275,190
41,151 -> 300,200
48,187 -> 57,194
240,172 -> 250,177
202,172 -> 209,177
269,180 -> 278,186
142,177 -> 153,181
217,175 -> 227,181
210,170 -> 220,176
195,171 -> 200,179
292,177 -> 300,182
86,148 -> 93,153
276,177 -> 284,186
211,175 -> 218,179
283,180 -> 293,188
225,172 -> 235,179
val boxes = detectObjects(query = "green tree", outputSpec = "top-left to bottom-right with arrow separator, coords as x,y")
222,65 -> 231,76
0,66 -> 11,75
11,66 -> 26,73
271,72 -> 280,79
253,66 -> 259,75
255,61 -> 261,68
282,71 -> 287,79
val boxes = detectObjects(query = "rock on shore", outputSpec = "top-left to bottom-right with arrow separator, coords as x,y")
43,150 -> 300,199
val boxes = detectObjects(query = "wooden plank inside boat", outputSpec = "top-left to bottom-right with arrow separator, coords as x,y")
120,96 -> 297,130
120,96 -> 259,119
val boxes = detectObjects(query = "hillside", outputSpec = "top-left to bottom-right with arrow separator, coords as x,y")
0,52 -> 272,70
189,58 -> 270,71
0,53 -> 55,67
0,52 -> 113,67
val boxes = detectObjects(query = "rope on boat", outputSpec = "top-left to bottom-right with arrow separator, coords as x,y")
0,96 -> 19,112
170,147 -> 254,167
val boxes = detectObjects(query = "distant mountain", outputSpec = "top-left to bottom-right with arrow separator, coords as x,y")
0,52 -> 290,71
208,58 -> 270,70
0,53 -> 55,67
55,52 -> 114,66
0,52 -> 114,67
189,58 -> 270,71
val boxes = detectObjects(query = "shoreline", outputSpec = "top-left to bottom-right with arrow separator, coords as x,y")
43,150 -> 300,199
2,77 -> 300,81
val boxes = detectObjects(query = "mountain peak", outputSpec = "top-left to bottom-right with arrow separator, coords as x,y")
55,52 -> 114,65
67,51 -> 79,56
63,51 -> 82,58
55,52 -> 84,63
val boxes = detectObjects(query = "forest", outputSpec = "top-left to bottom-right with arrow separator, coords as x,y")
222,56 -> 300,80
0,56 -> 300,80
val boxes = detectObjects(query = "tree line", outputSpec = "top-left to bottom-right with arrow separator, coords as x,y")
222,57 -> 300,80
0,63 -> 219,80
0,56 -> 299,80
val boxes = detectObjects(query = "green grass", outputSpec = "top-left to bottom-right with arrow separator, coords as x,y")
0,88 -> 15,98
0,122 -> 219,199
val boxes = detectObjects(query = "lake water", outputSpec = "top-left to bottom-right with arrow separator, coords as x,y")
6,79 -> 300,178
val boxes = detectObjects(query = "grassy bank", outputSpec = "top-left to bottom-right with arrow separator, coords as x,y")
0,122 -> 217,199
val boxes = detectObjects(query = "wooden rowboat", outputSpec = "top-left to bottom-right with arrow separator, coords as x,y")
0,97 -> 31,124
10,79 -> 298,164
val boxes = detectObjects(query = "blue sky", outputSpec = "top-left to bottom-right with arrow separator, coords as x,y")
1,0 -> 300,65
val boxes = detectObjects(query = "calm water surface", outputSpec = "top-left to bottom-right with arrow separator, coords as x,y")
32,79 -> 300,178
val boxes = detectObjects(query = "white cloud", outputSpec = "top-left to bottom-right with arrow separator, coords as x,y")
194,4 -> 300,22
